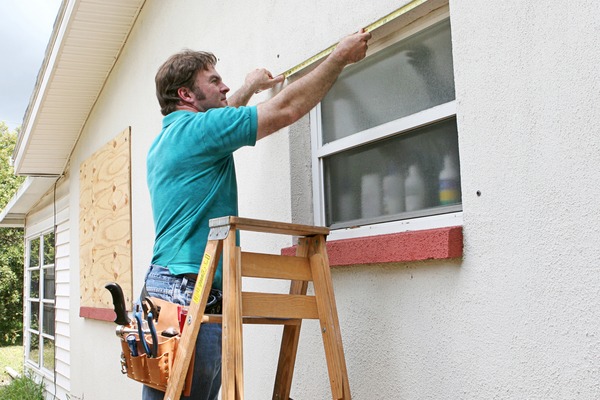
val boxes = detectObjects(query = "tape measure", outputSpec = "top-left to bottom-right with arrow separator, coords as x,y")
282,0 -> 428,78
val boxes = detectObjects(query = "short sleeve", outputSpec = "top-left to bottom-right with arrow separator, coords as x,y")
190,106 -> 257,155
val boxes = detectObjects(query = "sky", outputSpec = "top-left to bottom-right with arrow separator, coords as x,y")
0,0 -> 63,131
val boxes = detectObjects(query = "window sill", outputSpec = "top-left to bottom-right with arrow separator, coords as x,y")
80,306 -> 117,322
282,225 -> 463,266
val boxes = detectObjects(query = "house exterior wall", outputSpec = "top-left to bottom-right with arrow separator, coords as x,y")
446,1 -> 600,398
52,218 -> 71,399
54,0 -> 600,399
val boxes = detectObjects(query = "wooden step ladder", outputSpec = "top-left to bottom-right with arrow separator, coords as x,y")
164,216 -> 350,400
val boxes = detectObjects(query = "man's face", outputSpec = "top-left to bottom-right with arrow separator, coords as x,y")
191,66 -> 230,111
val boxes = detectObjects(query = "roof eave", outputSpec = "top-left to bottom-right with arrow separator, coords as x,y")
12,0 -> 146,177
0,177 -> 59,227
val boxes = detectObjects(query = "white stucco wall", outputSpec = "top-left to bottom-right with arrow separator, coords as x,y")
446,0 -> 600,398
61,0 -> 600,399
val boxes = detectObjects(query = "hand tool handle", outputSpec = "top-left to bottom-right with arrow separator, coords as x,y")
148,312 -> 159,358
105,282 -> 131,326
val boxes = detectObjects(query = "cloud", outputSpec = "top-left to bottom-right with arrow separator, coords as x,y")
0,0 -> 62,129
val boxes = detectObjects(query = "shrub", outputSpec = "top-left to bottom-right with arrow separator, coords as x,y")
0,373 -> 45,400
0,228 -> 25,345
0,127 -> 26,346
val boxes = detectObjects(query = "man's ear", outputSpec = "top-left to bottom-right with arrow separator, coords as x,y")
177,86 -> 194,102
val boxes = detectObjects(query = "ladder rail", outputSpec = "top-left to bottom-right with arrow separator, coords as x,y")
163,239 -> 222,400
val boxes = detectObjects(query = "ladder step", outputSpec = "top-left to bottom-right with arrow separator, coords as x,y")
242,292 -> 319,320
202,315 -> 302,325
241,252 -> 312,281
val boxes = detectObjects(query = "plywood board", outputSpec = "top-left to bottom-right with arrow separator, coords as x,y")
79,128 -> 133,312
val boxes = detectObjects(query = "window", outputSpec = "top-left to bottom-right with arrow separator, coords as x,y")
25,230 -> 56,373
312,14 -> 461,238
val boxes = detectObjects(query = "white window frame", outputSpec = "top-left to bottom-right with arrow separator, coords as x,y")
311,7 -> 462,241
24,228 -> 56,378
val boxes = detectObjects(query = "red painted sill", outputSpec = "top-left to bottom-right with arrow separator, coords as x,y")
281,226 -> 463,266
80,306 -> 115,322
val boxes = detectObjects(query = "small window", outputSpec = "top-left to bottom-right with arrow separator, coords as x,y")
25,230 -> 55,373
312,15 -> 461,235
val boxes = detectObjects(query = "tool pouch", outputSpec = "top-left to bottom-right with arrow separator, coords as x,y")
118,298 -> 194,396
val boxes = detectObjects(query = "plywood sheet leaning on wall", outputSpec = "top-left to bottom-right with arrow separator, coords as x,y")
79,128 -> 133,317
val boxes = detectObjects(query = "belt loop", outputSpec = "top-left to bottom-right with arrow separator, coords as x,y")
180,276 -> 188,291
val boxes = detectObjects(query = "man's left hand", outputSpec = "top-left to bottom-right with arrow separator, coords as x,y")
245,68 -> 284,93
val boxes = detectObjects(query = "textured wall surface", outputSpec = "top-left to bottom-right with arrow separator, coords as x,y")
448,0 -> 600,398
63,0 -> 600,399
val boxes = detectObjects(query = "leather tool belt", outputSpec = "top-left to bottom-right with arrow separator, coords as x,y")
114,282 -> 221,395
118,297 -> 194,395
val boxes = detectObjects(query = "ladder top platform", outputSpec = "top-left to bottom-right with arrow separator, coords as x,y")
209,216 -> 330,237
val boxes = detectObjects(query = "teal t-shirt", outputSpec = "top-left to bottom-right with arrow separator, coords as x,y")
147,106 -> 258,289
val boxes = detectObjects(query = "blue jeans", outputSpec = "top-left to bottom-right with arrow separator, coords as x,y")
141,264 -> 222,400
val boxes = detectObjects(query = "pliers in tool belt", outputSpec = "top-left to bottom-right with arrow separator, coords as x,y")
146,311 -> 158,358
134,311 -> 152,356
139,297 -> 159,357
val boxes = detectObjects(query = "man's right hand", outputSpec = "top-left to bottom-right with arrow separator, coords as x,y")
330,29 -> 372,66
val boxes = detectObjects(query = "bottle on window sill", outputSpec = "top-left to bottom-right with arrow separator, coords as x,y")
361,173 -> 382,218
339,183 -> 358,222
439,154 -> 460,205
383,164 -> 405,215
405,164 -> 426,212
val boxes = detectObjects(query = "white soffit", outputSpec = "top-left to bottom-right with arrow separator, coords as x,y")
13,0 -> 145,176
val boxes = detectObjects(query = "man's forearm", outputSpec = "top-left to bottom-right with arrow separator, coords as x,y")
267,55 -> 346,122
228,83 -> 255,108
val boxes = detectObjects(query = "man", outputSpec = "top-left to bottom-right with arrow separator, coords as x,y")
143,29 -> 371,400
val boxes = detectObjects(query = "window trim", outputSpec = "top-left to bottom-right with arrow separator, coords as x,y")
310,9 -> 462,242
317,100 -> 457,158
24,229 -> 56,377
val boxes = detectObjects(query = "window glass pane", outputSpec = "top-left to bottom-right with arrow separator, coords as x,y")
43,267 -> 55,300
29,301 -> 40,331
324,117 -> 460,227
43,304 -> 55,335
30,270 -> 40,299
43,231 -> 55,265
28,333 -> 40,365
42,337 -> 55,371
29,238 -> 40,268
321,19 -> 455,143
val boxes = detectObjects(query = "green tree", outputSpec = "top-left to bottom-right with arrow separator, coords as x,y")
0,121 -> 26,345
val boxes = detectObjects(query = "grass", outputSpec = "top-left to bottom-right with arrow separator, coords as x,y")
0,345 -> 23,385
0,373 -> 45,399
0,343 -> 75,399
0,345 -> 44,399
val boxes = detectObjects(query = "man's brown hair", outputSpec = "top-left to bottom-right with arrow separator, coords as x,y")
155,50 -> 217,116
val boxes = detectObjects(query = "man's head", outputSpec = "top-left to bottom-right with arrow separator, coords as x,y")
156,50 -> 229,115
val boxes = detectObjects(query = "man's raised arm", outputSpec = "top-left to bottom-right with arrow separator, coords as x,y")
256,29 -> 371,140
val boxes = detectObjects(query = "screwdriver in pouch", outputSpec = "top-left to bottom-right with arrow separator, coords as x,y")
126,334 -> 138,357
